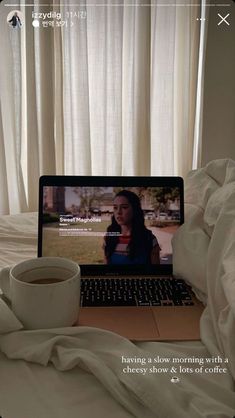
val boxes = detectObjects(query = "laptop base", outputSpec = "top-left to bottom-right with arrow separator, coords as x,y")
78,303 -> 204,341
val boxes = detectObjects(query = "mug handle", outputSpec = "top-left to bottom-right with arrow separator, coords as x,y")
0,267 -> 11,300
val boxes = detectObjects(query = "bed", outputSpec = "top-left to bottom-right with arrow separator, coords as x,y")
0,159 -> 235,418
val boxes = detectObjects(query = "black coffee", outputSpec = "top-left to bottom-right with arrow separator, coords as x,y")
29,278 -> 65,285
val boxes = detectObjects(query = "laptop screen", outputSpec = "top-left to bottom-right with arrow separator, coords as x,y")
38,177 -> 184,275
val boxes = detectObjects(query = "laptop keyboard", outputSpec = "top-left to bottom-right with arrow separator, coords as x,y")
80,277 -> 195,307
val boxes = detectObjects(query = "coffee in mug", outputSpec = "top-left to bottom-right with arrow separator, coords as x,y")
29,278 -> 65,284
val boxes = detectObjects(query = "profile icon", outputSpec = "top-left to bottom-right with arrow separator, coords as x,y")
7,10 -> 24,29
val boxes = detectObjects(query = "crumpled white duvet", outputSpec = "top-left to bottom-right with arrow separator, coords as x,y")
0,159 -> 235,418
173,158 -> 235,381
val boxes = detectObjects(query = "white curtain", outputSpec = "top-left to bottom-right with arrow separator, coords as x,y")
62,0 -> 151,176
0,0 -> 207,215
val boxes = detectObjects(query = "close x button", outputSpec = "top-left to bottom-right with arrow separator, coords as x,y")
217,13 -> 230,26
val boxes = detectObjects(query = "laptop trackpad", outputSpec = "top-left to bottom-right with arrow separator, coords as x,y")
78,307 -> 160,340
151,306 -> 202,340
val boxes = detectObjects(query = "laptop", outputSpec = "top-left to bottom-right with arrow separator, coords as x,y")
38,176 -> 204,341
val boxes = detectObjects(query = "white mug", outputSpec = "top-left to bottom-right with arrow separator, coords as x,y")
0,257 -> 80,330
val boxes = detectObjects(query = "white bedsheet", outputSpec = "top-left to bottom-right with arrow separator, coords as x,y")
173,158 -> 235,380
0,159 -> 235,418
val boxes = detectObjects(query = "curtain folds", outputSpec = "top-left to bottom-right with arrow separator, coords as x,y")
0,0 -> 207,215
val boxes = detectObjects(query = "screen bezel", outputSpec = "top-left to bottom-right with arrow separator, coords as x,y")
38,175 -> 184,276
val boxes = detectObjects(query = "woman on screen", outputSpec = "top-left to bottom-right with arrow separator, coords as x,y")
104,190 -> 160,265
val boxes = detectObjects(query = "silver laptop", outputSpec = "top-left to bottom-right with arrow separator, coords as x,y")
38,176 -> 204,341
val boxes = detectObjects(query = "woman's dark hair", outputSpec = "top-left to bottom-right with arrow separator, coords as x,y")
104,190 -> 152,262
